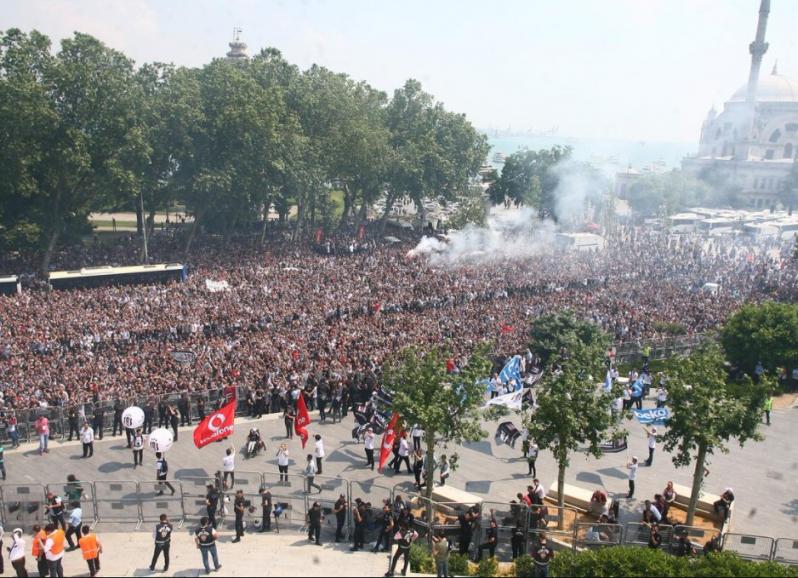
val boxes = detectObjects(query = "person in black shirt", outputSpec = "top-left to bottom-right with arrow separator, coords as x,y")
351,500 -> 367,551
112,400 -> 124,437
372,501 -> 394,553
259,488 -> 272,532
307,501 -> 323,545
511,524 -> 525,559
197,398 -> 206,422
92,404 -> 104,440
155,453 -> 175,496
457,510 -> 475,555
150,514 -> 173,572
386,522 -> 418,577
648,523 -> 662,549
475,517 -> 497,562
168,406 -> 179,441
157,402 -> 167,429
178,394 -> 191,427
232,490 -> 246,543
205,485 -> 219,529
67,406 -> 80,442
283,408 -> 295,439
333,494 -> 348,542
532,536 -> 554,578
143,401 -> 154,434
194,517 -> 221,574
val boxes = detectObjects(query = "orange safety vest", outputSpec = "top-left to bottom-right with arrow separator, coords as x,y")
32,529 -> 47,558
79,533 -> 100,560
48,529 -> 65,556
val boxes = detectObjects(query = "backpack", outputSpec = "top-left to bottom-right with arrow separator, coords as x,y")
160,458 -> 168,474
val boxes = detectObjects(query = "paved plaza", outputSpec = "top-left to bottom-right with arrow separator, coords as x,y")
1,396 -> 797,575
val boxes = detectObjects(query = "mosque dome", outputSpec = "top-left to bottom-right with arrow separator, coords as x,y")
730,68 -> 798,103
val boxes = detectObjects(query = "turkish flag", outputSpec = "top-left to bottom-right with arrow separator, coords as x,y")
295,394 -> 310,449
378,413 -> 400,473
500,324 -> 513,334
193,398 -> 236,449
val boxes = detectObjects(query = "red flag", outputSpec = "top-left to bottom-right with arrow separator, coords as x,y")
378,413 -> 400,473
193,398 -> 236,449
223,385 -> 237,404
295,394 -> 310,449
357,224 -> 366,240
500,324 -> 514,334
315,228 -> 323,244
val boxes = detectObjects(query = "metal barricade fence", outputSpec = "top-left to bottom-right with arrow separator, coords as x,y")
351,481 -> 394,544
528,505 -> 577,551
93,480 -> 142,529
405,495 -> 479,549
624,522 -> 674,548
176,476 -> 220,524
479,501 -> 530,562
670,524 -> 720,555
259,472 -> 313,529
722,532 -> 775,561
45,481 -> 98,528
0,484 -> 47,532
304,494 -> 352,543
140,481 -> 185,528
773,538 -> 798,565
574,522 -> 624,550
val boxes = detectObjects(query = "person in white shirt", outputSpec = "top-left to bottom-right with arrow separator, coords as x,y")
532,479 -> 546,502
656,387 -> 667,408
222,446 -> 235,488
276,444 -> 290,483
304,454 -> 321,493
65,503 -> 82,550
8,527 -> 26,577
132,428 -> 145,468
313,435 -> 325,475
43,524 -> 65,578
438,455 -> 450,486
410,424 -> 424,452
627,457 -> 639,498
394,435 -> 412,474
363,427 -> 376,470
80,423 -> 94,459
643,426 -> 658,466
643,499 -> 662,524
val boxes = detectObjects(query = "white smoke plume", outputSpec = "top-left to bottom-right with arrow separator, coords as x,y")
550,159 -> 608,225
407,208 -> 558,266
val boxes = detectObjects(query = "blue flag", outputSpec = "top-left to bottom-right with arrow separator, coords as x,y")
499,356 -> 523,391
633,407 -> 670,425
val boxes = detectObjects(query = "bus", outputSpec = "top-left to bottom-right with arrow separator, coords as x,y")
48,263 -> 187,290
0,275 -> 20,295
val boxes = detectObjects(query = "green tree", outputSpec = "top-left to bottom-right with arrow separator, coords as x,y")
627,170 -> 715,216
721,302 -> 798,377
383,345 -> 492,501
660,344 -> 766,526
524,312 -> 617,527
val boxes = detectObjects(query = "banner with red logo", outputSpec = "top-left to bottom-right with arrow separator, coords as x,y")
193,398 -> 236,449
295,394 -> 310,449
378,413 -> 400,473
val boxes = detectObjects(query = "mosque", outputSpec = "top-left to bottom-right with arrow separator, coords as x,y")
681,0 -> 798,208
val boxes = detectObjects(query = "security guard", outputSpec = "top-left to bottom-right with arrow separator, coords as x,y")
232,490 -> 246,543
150,513 -> 173,573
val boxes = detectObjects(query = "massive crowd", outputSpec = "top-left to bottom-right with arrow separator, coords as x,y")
0,222 -> 795,420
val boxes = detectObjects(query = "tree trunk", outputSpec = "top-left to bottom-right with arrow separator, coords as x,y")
184,212 -> 203,256
259,214 -> 270,247
339,184 -> 353,229
424,434 -> 436,529
378,192 -> 398,235
686,442 -> 708,527
40,227 -> 61,278
557,460 -> 566,530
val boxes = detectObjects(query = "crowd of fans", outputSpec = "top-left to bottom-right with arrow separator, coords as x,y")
0,223 -> 795,421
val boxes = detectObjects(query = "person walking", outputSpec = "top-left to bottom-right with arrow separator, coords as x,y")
194,518 -> 221,574
627,456 -> 639,499
205,484 -> 219,529
395,434 -> 412,474
276,444 -> 290,483
385,522 -> 418,577
41,524 -> 65,578
259,489 -> 272,532
222,445 -> 236,488
232,490 -> 246,543
80,422 -> 94,459
307,501 -> 323,545
527,442 -> 539,477
432,530 -> 450,578
642,426 -> 657,467
313,434 -> 325,475
64,502 -> 82,551
155,453 -> 175,496
333,494 -> 348,542
763,395 -> 773,425
78,526 -> 101,578
150,514 -> 173,573
132,429 -> 144,467
364,427 -> 375,470
35,415 -> 49,455
8,528 -> 27,578
304,454 -> 321,494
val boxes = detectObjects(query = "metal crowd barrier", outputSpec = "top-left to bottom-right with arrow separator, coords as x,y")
723,532 -> 776,561
773,538 -> 798,565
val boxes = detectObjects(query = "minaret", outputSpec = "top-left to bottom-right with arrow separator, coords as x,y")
226,27 -> 249,61
745,0 -> 770,103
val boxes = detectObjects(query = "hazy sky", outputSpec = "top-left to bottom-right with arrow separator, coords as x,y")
5,0 -> 798,143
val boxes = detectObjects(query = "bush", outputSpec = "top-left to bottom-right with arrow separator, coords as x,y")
410,543 -> 434,574
548,548 -> 798,577
476,557 -> 498,577
448,552 -> 470,575
513,554 -> 535,578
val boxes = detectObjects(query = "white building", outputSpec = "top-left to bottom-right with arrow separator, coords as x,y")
681,0 -> 797,209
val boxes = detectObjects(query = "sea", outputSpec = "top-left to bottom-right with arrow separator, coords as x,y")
487,134 -> 695,175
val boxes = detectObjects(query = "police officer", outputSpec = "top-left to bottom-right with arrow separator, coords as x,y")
143,400 -> 155,435
205,484 -> 219,529
372,501 -> 394,553
150,513 -> 173,573
92,403 -> 104,440
333,494 -> 348,542
111,399 -> 124,437
307,502 -> 323,546
67,406 -> 80,442
232,490 -> 246,543
259,488 -> 272,532
194,517 -> 221,574
351,499 -> 367,551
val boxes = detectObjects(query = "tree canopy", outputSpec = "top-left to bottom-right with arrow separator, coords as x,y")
486,146 -> 571,215
626,170 -> 716,216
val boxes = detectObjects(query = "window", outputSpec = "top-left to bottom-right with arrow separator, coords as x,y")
785,143 -> 794,159
765,149 -> 775,160
715,128 -> 722,140
769,129 -> 782,143
753,177 -> 759,189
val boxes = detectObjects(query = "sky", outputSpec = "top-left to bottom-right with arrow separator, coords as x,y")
4,0 -> 798,143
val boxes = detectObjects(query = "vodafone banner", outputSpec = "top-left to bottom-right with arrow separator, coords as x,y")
295,394 -> 310,449
193,399 -> 236,449
378,413 -> 400,473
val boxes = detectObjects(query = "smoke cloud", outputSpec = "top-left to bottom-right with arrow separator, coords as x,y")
550,159 -> 608,225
